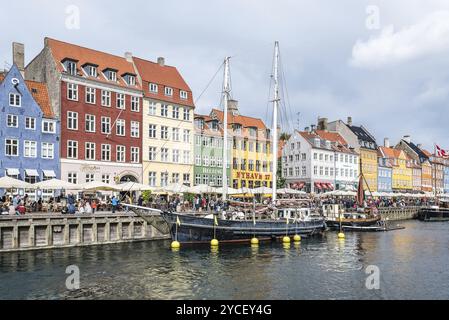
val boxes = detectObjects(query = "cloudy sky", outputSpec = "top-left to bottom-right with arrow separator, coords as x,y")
1,0 -> 449,151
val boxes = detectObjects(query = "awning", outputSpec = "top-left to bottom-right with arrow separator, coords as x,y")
43,170 -> 56,178
327,183 -> 334,190
6,168 -> 20,176
25,169 -> 39,177
297,182 -> 305,190
315,182 -> 322,190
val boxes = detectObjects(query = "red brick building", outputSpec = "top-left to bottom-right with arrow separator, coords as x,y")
26,38 -> 143,184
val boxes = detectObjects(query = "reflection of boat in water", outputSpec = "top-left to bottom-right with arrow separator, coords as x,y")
418,201 -> 449,221
323,204 -> 381,230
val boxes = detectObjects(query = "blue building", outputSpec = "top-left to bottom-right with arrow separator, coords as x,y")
444,166 -> 449,194
0,64 -> 60,197
377,150 -> 393,192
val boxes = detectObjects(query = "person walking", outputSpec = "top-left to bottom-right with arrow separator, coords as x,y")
111,196 -> 119,213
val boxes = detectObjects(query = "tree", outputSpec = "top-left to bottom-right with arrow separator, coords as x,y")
279,132 -> 291,141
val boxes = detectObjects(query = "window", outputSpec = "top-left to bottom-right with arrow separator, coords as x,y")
183,108 -> 190,121
25,117 -> 36,130
149,124 -> 157,138
107,70 -> 117,82
116,93 -> 125,109
148,147 -> 157,161
102,174 -> 110,184
5,139 -> 19,156
183,150 -> 190,164
116,119 -> 125,136
7,114 -> 18,128
172,149 -> 180,163
183,173 -> 190,185
67,140 -> 78,159
85,114 -> 96,133
85,173 -> 95,183
68,172 -> 78,184
180,90 -> 188,100
41,143 -> 54,159
172,173 -> 180,184
42,120 -> 56,133
149,83 -> 158,93
203,155 -> 210,167
161,126 -> 169,139
195,174 -> 202,185
131,147 -> 139,163
195,154 -> 201,166
127,75 -> 136,86
67,111 -> 78,130
67,83 -> 78,101
164,87 -> 173,96
9,93 -> 21,107
172,128 -> 180,141
172,106 -> 179,119
85,142 -> 96,160
101,117 -> 111,134
85,65 -> 97,77
101,90 -> 111,107
148,172 -> 157,187
86,87 -> 96,104
161,104 -> 168,117
101,144 -> 111,161
116,145 -> 126,162
66,61 -> 77,75
24,141 -> 37,158
131,96 -> 140,112
161,172 -> 169,187
161,148 -> 169,162
183,129 -> 190,143
148,102 -> 156,115
131,121 -> 140,138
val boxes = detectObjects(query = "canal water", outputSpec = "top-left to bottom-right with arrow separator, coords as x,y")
1,220 -> 449,300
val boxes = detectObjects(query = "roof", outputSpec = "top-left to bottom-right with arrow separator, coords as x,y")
348,125 -> 377,150
378,146 -> 403,159
132,56 -> 194,107
299,130 -> 357,154
194,113 -> 223,136
25,80 -> 53,118
211,109 -> 267,130
402,140 -> 429,162
315,130 -> 347,145
45,38 -> 140,89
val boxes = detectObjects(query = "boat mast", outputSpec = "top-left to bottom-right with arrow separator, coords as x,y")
222,57 -> 231,201
272,41 -> 280,203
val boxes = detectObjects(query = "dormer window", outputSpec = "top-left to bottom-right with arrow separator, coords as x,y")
180,90 -> 188,100
314,138 -> 321,148
149,83 -> 158,93
249,127 -> 257,137
104,69 -> 118,82
211,121 -> 219,131
122,73 -> 136,86
83,64 -> 98,78
62,59 -> 78,76
164,87 -> 173,96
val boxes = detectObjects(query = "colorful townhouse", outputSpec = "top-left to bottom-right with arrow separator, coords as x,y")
193,114 -> 232,186
282,128 -> 358,193
444,159 -> 449,194
210,100 -> 272,189
377,146 -> 393,192
26,38 -> 143,185
0,44 -> 59,197
378,146 -> 412,192
328,117 -> 378,191
131,56 -> 195,187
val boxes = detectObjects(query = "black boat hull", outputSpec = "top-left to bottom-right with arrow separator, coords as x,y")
325,217 -> 381,230
161,212 -> 326,243
418,209 -> 449,222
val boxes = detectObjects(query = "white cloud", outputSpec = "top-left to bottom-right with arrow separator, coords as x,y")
350,11 -> 449,68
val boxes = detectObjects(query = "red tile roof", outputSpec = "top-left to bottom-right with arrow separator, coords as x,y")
211,109 -> 267,130
132,56 -> 194,107
379,146 -> 403,159
45,38 -> 141,89
315,130 -> 348,145
26,80 -> 53,118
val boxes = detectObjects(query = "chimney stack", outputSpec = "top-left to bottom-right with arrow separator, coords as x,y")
417,143 -> 423,149
228,99 -> 239,115
310,124 -> 316,132
384,138 -> 390,148
403,135 -> 411,144
317,117 -> 328,131
157,57 -> 165,66
124,52 -> 133,62
347,116 -> 353,126
12,42 -> 25,76
304,126 -> 310,132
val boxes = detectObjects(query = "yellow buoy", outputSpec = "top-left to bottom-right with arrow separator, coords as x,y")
293,235 -> 301,242
283,236 -> 291,244
338,232 -> 345,239
251,238 -> 259,245
171,241 -> 180,249
211,239 -> 219,247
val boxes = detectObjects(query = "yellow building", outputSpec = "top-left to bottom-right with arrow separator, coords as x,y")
210,100 -> 272,189
379,147 -> 412,190
133,56 -> 195,187
360,148 -> 378,191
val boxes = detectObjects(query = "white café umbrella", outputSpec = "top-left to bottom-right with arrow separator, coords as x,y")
0,176 -> 35,189
118,181 -> 155,192
33,179 -> 78,190
252,186 -> 273,194
277,188 -> 307,195
79,181 -> 121,191
214,187 -> 240,195
189,184 -> 218,194
162,183 -> 190,193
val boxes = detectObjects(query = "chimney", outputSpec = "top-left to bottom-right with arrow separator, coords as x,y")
310,124 -> 316,132
317,117 -> 328,131
304,126 -> 310,132
124,52 -> 133,62
12,42 -> 25,76
347,116 -> 353,126
157,57 -> 165,66
384,138 -> 390,148
417,143 -> 422,149
403,135 -> 411,144
228,99 -> 239,115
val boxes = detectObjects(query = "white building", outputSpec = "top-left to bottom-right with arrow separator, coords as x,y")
282,129 -> 359,193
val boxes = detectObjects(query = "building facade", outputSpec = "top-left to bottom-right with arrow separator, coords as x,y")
378,146 -> 412,191
210,101 -> 272,189
132,56 -> 194,187
377,150 -> 393,192
1,60 -> 60,197
444,161 -> 449,194
26,38 -> 143,185
193,114 -> 231,186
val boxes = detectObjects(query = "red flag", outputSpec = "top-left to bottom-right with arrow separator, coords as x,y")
436,144 -> 448,158
357,175 -> 365,207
